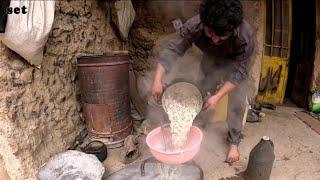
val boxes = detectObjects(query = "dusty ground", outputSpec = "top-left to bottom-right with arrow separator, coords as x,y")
196,104 -> 320,180
104,103 -> 320,180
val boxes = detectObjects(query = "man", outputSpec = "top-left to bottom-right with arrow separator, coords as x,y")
151,0 -> 255,163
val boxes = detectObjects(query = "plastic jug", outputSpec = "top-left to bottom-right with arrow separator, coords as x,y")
245,136 -> 275,180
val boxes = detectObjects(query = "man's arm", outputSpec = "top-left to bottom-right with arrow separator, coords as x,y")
216,82 -> 237,98
152,33 -> 193,102
152,15 -> 200,102
204,82 -> 236,111
157,16 -> 200,72
152,63 -> 166,102
205,36 -> 254,111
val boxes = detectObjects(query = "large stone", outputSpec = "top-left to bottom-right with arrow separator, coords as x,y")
36,151 -> 105,180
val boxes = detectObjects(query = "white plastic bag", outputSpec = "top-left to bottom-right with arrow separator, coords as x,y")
111,0 -> 135,41
0,0 -> 55,68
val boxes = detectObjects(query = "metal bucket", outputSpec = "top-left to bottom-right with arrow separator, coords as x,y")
162,82 -> 203,115
77,52 -> 132,148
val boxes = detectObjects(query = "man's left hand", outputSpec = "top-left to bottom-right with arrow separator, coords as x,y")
203,94 -> 222,112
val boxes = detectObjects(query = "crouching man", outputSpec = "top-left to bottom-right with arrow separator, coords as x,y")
151,0 -> 255,163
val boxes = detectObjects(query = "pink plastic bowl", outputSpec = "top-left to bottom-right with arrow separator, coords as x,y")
146,124 -> 203,165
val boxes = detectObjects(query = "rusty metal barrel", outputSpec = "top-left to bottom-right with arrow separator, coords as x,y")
77,52 -> 132,148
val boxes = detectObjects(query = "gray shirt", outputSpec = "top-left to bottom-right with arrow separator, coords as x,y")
157,15 -> 255,85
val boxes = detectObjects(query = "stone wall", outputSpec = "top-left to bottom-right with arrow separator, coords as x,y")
0,0 -> 122,179
313,0 -> 320,90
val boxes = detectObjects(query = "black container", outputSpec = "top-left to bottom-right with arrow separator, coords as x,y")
82,141 -> 108,162
245,136 -> 275,180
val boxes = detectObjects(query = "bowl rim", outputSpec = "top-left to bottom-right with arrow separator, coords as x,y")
146,124 -> 203,155
162,82 -> 203,116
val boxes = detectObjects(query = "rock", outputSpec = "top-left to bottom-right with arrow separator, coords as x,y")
8,59 -> 26,70
52,24 -> 74,37
36,150 -> 105,180
111,0 -> 136,41
59,3 -> 74,14
19,68 -> 34,84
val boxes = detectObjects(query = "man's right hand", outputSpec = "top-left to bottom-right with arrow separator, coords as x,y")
152,63 -> 166,103
151,80 -> 163,103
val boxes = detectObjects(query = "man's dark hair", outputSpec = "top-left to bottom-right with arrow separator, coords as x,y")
199,0 -> 243,36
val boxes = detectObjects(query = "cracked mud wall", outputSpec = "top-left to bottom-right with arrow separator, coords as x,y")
0,1 -> 123,179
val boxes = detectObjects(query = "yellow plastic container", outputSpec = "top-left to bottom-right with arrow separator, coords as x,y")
208,94 -> 248,128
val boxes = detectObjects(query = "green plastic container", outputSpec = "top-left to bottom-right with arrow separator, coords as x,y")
311,103 -> 320,113
310,91 -> 320,113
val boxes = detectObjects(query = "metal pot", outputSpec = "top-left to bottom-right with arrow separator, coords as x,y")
162,81 -> 203,116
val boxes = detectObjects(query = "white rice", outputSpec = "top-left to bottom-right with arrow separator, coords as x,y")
162,82 -> 202,149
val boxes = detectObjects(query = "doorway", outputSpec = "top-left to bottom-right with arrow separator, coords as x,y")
257,0 -> 316,107
286,0 -> 316,108
256,0 -> 291,104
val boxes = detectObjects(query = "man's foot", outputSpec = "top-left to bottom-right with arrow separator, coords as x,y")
225,144 -> 240,164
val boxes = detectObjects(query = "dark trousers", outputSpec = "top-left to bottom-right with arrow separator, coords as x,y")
196,58 -> 249,145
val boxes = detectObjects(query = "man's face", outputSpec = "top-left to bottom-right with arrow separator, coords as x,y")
204,26 -> 232,44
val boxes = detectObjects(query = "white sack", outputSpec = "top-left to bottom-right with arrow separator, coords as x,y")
0,0 -> 55,68
111,0 -> 135,41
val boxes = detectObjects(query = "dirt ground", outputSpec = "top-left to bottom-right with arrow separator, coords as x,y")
104,102 -> 320,180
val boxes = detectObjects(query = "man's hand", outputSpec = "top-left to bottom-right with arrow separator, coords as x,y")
203,81 -> 237,111
152,63 -> 166,103
203,94 -> 222,112
152,80 -> 163,103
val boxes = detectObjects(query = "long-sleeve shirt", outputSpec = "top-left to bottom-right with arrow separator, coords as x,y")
157,15 -> 255,85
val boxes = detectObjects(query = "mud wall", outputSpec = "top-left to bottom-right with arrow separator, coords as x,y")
0,1 -> 122,179
242,0 -> 264,97
313,1 -> 320,90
